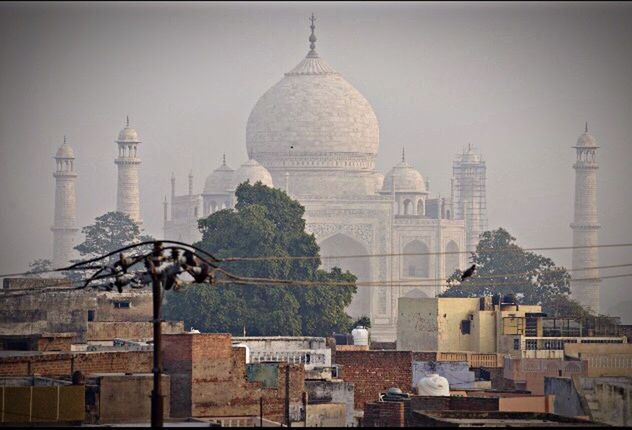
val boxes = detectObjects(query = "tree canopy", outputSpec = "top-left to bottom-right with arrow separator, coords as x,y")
163,181 -> 357,336
74,211 -> 152,259
26,258 -> 52,277
440,228 -> 591,318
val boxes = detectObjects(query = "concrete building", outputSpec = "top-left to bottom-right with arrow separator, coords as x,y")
115,116 -> 142,224
232,336 -> 332,370
51,136 -> 79,268
164,17 -> 477,341
85,373 -> 171,424
396,296 -> 626,357
546,376 -> 632,426
570,123 -> 601,313
0,278 -> 182,345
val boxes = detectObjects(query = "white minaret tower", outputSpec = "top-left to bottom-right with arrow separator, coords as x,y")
115,116 -> 142,224
452,144 -> 488,252
51,136 -> 79,268
570,122 -> 601,313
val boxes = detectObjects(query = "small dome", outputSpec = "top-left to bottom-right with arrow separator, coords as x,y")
229,159 -> 274,191
382,161 -> 426,193
204,158 -> 234,194
576,132 -> 598,148
117,127 -> 140,142
55,141 -> 75,159
116,117 -> 141,143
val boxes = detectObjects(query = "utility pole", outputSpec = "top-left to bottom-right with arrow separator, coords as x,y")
149,242 -> 164,428
285,364 -> 291,427
78,239 -> 218,428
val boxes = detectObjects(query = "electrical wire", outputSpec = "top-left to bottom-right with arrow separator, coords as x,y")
220,242 -> 632,262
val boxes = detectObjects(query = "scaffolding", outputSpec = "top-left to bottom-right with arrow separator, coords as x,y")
451,143 -> 488,253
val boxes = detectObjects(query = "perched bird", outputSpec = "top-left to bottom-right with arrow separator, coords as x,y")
461,264 -> 476,281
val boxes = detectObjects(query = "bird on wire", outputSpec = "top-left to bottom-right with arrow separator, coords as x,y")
461,264 -> 476,281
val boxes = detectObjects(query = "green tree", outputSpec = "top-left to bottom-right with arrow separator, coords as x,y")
163,181 -> 357,336
350,316 -> 372,330
440,228 -> 590,316
70,211 -> 153,280
75,211 -> 151,259
26,258 -> 52,277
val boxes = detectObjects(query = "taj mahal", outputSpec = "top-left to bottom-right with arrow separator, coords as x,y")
50,16 -> 602,341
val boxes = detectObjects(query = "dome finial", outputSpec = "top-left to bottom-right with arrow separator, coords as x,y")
63,135 -> 67,145
585,121 -> 588,133
308,13 -> 318,57
126,115 -> 130,128
402,146 -> 406,162
222,153 -> 226,166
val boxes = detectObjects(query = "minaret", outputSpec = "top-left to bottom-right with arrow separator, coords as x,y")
115,116 -> 142,224
452,143 -> 488,252
51,136 -> 79,268
570,122 -> 601,313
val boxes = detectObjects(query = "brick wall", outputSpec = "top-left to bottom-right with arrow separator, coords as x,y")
87,321 -> 184,341
0,350 -> 152,377
336,351 -> 419,409
410,395 -> 499,412
163,333 -> 305,424
363,401 -> 407,427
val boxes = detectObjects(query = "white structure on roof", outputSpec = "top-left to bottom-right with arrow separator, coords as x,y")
570,122 -> 601,313
51,136 -> 79,268
164,16 -> 476,340
115,116 -> 142,224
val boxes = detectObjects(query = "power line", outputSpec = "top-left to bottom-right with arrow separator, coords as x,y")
3,258 -> 632,298
3,241 -> 632,279
221,242 -> 632,262
208,271 -> 632,289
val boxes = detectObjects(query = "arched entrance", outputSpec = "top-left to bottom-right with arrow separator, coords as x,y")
402,240 -> 430,278
319,233 -> 371,320
445,241 -> 460,278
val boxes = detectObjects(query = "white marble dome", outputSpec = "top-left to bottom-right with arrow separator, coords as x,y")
576,132 -> 598,148
117,127 -> 140,142
204,159 -> 234,194
229,159 -> 274,191
382,161 -> 426,193
246,50 -> 379,170
55,141 -> 75,159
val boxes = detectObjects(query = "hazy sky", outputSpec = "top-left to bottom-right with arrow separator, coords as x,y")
1,2 -> 631,319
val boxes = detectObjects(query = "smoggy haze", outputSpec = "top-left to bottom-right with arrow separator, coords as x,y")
1,1 -> 631,319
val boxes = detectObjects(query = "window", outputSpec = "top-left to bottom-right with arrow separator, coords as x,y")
525,317 -> 538,337
460,320 -> 471,335
513,338 -> 520,350
87,310 -> 95,321
113,301 -> 130,309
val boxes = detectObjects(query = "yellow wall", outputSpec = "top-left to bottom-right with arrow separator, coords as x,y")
0,385 -> 84,424
396,297 -> 543,354
436,298 -> 480,352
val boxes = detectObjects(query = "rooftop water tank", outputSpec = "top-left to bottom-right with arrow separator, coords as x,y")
416,374 -> 450,396
351,326 -> 369,346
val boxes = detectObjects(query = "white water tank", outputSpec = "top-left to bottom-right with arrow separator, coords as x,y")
416,374 -> 450,396
351,326 -> 369,346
